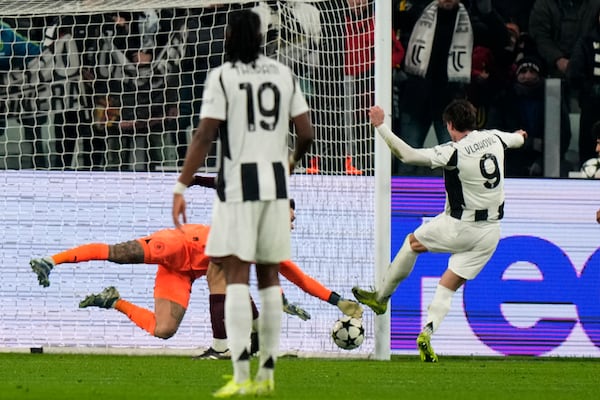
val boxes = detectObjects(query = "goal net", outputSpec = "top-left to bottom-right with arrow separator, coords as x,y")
0,0 -> 380,356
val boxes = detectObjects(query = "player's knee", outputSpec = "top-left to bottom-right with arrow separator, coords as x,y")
408,233 -> 427,253
153,323 -> 178,339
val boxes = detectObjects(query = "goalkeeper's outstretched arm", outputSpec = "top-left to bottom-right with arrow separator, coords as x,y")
279,260 -> 363,318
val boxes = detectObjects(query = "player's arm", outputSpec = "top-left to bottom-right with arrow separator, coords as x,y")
494,129 -> 527,149
279,260 -> 363,318
596,209 -> 600,224
188,175 -> 216,189
369,105 -> 432,166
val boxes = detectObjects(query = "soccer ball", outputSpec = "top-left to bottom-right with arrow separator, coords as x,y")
581,157 -> 600,178
331,316 -> 364,350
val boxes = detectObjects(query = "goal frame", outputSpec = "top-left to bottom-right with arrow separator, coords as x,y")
373,0 -> 391,361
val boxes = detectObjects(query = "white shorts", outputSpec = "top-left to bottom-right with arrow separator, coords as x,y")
206,199 -> 291,264
414,213 -> 500,280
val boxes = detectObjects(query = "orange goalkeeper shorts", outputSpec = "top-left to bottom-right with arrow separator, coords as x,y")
153,265 -> 193,309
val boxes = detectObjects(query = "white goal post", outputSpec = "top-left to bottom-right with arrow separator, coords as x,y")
0,0 -> 391,357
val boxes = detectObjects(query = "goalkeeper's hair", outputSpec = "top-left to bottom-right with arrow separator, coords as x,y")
290,198 -> 295,210
225,9 -> 262,64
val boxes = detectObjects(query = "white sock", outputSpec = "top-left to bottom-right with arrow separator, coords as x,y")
212,338 -> 228,353
377,236 -> 418,302
225,284 -> 252,382
254,286 -> 282,383
425,284 -> 455,333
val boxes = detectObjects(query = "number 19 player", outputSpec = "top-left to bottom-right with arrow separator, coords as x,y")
171,9 -> 314,398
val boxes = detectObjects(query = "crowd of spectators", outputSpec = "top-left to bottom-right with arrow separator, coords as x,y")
0,0 -> 599,176
391,0 -> 600,177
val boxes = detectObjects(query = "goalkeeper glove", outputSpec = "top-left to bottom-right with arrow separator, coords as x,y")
282,293 -> 311,321
328,291 -> 363,319
337,299 -> 363,319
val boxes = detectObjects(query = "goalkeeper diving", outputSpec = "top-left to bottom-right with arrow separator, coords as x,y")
30,176 -> 362,357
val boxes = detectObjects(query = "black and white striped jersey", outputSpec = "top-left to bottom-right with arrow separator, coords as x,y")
200,55 -> 310,203
416,129 -> 525,221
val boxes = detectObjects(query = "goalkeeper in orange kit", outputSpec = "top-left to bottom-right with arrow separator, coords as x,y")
30,176 -> 362,358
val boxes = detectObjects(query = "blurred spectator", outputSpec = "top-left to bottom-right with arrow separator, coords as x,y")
529,0 -> 600,170
300,0 -> 403,175
467,45 -> 496,127
466,2 -> 517,130
180,3 -> 258,169
0,20 -> 42,70
45,15 -> 98,170
567,8 -> 600,166
179,5 -> 230,167
467,0 -> 513,52
343,0 -> 374,175
0,19 -> 50,169
510,27 -> 541,64
89,12 -> 137,170
302,0 -> 362,174
93,10 -> 183,171
394,0 -> 474,175
343,0 -> 405,175
392,0 -> 427,174
121,10 -> 182,172
492,56 -> 571,176
393,0 -> 431,48
529,0 -> 600,79
491,0 -> 536,32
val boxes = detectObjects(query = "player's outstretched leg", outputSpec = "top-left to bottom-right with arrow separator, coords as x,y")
351,287 -> 387,315
416,324 -> 438,363
30,257 -> 55,287
79,286 -> 120,309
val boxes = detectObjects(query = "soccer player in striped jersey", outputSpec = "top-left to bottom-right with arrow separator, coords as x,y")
353,99 -> 527,362
171,9 -> 314,397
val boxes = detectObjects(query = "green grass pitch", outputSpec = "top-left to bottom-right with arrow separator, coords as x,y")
0,353 -> 598,399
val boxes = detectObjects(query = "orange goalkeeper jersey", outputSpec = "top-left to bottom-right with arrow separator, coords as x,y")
138,224 -> 211,279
